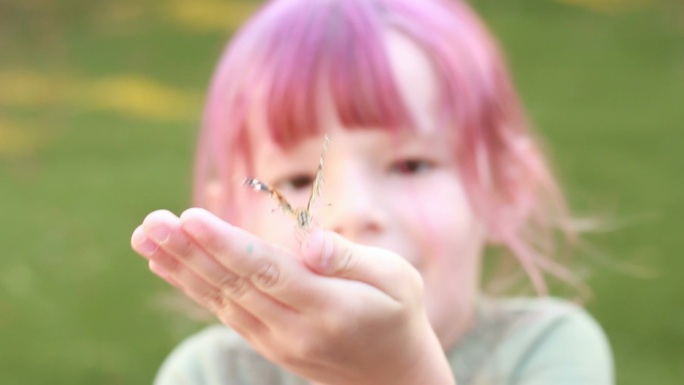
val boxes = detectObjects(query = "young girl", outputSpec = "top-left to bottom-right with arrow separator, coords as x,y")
131,0 -> 614,384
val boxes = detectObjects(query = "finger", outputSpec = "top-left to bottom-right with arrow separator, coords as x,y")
131,225 -> 160,259
138,210 -> 241,309
144,239 -> 271,335
178,208 -> 321,309
301,229 -> 423,302
144,240 -> 222,308
149,259 -> 266,338
141,211 -> 241,291
142,209 -> 301,326
132,224 -> 181,288
135,211 -> 275,338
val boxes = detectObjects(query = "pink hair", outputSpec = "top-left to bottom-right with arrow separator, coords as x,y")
193,0 -> 577,294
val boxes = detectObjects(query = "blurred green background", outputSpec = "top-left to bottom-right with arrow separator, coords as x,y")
0,0 -> 682,383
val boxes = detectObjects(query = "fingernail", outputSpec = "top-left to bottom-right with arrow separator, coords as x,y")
132,227 -> 159,257
131,226 -> 146,245
182,219 -> 205,238
138,240 -> 159,257
321,233 -> 334,269
309,229 -> 333,269
147,225 -> 170,243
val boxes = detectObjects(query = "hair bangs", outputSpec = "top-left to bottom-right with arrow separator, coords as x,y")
248,0 -> 415,148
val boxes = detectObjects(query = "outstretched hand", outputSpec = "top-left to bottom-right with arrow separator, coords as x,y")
131,208 -> 455,385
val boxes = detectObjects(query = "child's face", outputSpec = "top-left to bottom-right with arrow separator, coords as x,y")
235,32 -> 486,348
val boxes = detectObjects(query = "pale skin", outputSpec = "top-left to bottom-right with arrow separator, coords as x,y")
131,31 -> 489,385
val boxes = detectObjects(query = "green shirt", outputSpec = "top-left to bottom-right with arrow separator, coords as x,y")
154,297 -> 614,385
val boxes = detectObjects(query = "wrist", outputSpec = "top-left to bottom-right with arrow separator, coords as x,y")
363,315 -> 455,385
394,327 -> 456,385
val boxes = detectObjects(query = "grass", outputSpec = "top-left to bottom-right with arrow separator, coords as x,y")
1,0 -> 682,383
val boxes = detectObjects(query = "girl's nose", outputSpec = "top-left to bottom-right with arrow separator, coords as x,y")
321,168 -> 388,242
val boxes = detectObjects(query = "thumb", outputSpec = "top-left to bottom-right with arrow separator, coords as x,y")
301,229 -> 422,299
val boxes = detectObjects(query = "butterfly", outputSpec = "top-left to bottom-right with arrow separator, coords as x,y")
243,135 -> 330,230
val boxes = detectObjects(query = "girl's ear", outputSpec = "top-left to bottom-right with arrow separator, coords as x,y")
204,179 -> 225,215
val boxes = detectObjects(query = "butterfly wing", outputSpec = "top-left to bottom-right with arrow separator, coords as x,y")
243,178 -> 295,216
306,135 -> 329,212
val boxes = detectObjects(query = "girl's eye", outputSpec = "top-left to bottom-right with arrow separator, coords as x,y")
278,174 -> 314,191
390,159 -> 435,175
